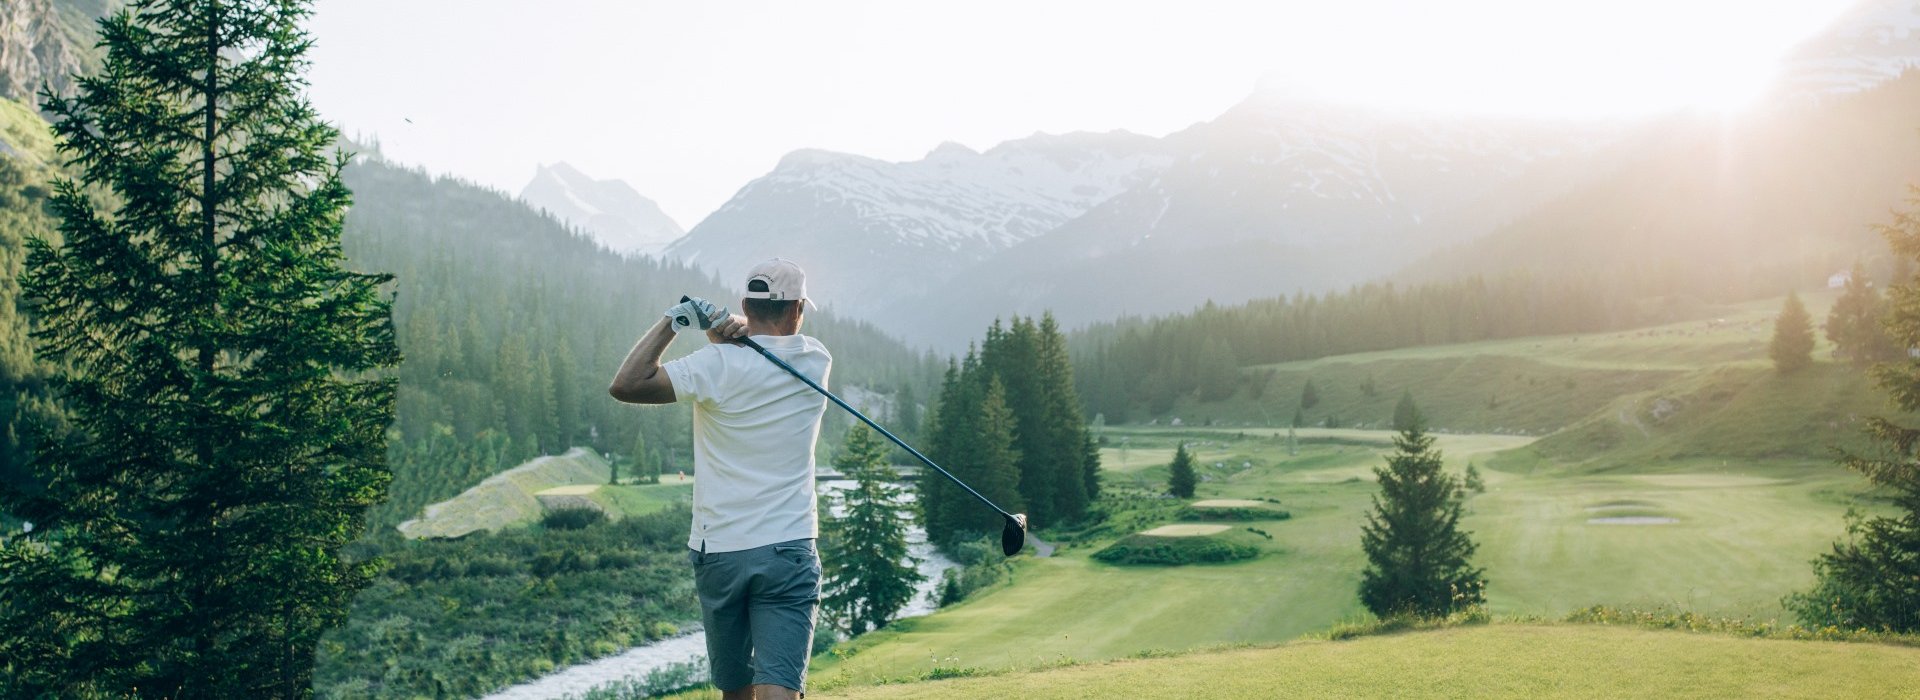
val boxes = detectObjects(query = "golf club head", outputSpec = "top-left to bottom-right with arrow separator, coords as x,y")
1001,513 -> 1027,557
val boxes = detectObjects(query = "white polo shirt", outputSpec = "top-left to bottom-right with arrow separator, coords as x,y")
662,334 -> 832,553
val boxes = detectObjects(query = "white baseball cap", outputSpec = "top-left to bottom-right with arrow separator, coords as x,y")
745,258 -> 811,307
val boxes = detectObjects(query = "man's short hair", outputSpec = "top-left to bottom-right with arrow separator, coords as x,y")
743,279 -> 798,322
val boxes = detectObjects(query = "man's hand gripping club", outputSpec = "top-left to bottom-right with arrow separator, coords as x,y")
665,296 -> 749,345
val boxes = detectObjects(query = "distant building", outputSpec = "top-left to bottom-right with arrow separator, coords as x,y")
1830,270 -> 1853,288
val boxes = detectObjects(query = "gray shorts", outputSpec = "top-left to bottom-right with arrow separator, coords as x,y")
688,538 -> 821,693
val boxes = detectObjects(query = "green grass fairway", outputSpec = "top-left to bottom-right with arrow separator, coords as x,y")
590,480 -> 695,518
817,625 -> 1920,699
812,426 -> 1872,687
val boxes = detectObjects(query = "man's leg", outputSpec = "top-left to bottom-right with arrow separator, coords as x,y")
747,540 -> 822,698
750,684 -> 800,700
691,548 -> 756,696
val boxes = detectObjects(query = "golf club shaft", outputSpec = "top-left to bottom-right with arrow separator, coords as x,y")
736,336 -> 1017,522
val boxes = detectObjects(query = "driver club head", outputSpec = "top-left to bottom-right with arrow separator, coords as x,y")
1001,513 -> 1028,557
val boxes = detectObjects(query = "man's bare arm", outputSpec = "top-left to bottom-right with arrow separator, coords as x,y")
609,317 -> 678,404
609,311 -> 751,405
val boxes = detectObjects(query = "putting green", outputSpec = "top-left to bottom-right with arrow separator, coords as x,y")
1138,524 -> 1231,537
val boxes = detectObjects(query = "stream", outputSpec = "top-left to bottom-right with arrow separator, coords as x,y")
481,478 -> 958,700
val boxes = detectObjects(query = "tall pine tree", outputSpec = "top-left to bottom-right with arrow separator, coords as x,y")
1036,314 -> 1091,524
820,425 -> 925,636
1167,442 -> 1197,498
0,1 -> 400,696
1359,406 -> 1485,618
1771,292 -> 1815,374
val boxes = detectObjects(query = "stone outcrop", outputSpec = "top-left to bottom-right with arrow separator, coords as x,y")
0,0 -> 88,104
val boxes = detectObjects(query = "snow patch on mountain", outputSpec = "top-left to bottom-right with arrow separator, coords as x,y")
1780,0 -> 1920,99
519,163 -> 685,257
666,130 -> 1172,312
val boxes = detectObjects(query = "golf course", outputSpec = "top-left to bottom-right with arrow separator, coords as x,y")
783,291 -> 1906,695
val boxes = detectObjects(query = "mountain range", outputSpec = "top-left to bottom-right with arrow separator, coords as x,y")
664,131 -> 1174,318
659,0 -> 1920,349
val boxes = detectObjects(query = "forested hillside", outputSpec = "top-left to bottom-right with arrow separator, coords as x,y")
0,98 -> 61,516
1069,273 -> 1647,422
338,155 -> 940,528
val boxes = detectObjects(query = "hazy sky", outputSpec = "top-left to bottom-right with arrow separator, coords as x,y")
306,0 -> 1858,228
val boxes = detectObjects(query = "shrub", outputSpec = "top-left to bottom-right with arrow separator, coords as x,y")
1177,505 -> 1290,521
1091,534 -> 1260,566
935,534 -> 1011,607
542,506 -> 608,530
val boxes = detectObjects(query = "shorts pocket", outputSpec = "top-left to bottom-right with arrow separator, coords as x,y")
771,541 -> 817,571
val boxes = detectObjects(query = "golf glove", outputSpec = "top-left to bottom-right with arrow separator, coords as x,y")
665,296 -> 725,334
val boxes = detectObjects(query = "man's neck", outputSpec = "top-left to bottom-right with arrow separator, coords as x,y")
747,319 -> 801,337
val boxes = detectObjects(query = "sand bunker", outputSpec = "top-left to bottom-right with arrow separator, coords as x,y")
1140,524 -> 1231,537
1191,499 -> 1267,508
537,485 -> 600,496
1587,516 -> 1679,525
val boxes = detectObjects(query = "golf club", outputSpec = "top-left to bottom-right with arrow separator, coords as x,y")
672,296 -> 1027,555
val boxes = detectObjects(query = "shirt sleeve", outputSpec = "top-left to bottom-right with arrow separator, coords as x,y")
662,345 -> 728,405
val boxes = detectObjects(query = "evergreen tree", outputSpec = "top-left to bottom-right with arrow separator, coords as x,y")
1770,292 -> 1815,374
921,359 -> 969,543
1081,432 -> 1102,503
550,337 -> 582,448
1036,314 -> 1090,523
0,1 -> 400,695
1463,462 -> 1485,493
1788,190 -> 1920,632
820,425 -> 925,636
1167,442 -> 1197,498
984,318 -> 1054,527
641,427 -> 656,483
1194,337 -> 1238,401
1359,412 -> 1485,618
1392,390 -> 1420,432
1300,379 -> 1321,410
896,383 -> 920,443
1825,262 -> 1901,367
958,378 -> 1025,537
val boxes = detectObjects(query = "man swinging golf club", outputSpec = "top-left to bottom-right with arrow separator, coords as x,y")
608,258 -> 829,700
